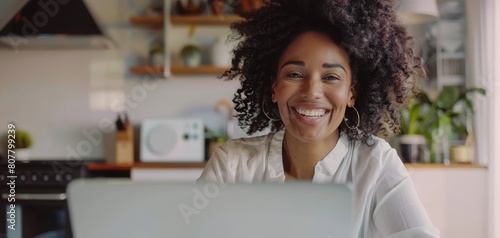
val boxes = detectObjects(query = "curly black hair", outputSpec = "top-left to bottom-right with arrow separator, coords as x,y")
222,0 -> 424,144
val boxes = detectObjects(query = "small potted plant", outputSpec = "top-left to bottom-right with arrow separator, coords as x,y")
181,44 -> 202,67
180,25 -> 202,67
205,128 -> 228,159
423,86 -> 486,163
15,129 -> 33,160
398,86 -> 485,163
398,98 -> 432,163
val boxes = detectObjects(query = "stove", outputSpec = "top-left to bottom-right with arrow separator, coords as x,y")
0,160 -> 99,238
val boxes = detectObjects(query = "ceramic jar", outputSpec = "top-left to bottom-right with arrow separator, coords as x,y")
210,36 -> 232,67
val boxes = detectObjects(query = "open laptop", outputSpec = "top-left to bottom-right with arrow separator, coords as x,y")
67,179 -> 352,238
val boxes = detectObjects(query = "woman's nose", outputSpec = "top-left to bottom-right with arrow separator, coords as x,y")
300,77 -> 322,99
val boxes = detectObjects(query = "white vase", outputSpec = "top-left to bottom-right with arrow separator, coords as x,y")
210,36 -> 232,67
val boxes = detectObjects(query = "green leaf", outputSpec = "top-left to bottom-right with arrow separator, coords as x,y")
453,124 -> 468,136
437,87 -> 460,110
408,104 -> 422,134
464,99 -> 474,113
465,87 -> 486,96
417,91 -> 432,105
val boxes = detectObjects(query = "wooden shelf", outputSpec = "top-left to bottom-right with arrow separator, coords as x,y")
130,65 -> 229,75
88,162 -> 206,171
171,65 -> 229,74
130,14 -> 242,27
404,163 -> 487,169
130,16 -> 163,28
170,14 -> 242,25
130,65 -> 164,75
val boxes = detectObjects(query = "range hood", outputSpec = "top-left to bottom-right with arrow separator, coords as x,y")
0,0 -> 114,50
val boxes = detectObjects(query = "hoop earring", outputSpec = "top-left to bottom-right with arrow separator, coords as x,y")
262,101 -> 281,121
344,106 -> 360,130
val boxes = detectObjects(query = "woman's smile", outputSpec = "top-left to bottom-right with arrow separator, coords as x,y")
290,104 -> 331,126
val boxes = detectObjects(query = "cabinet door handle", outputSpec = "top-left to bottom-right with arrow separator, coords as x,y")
2,193 -> 66,201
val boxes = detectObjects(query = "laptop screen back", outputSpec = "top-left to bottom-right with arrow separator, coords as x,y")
68,179 -> 352,238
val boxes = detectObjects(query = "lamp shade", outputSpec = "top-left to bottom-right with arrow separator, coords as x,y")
396,0 -> 439,25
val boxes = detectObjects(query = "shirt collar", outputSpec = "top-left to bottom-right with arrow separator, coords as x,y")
267,130 -> 349,178
318,132 -> 349,176
268,130 -> 285,180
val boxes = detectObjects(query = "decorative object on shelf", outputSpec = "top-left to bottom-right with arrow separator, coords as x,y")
438,19 -> 465,53
176,0 -> 206,15
181,44 -> 202,67
450,133 -> 474,163
205,127 -> 228,158
395,0 -> 439,25
149,38 -> 164,66
115,112 -> 134,165
180,25 -> 202,67
149,0 -> 164,16
209,0 -> 225,15
204,99 -> 233,159
215,99 -> 234,138
210,35 -> 232,67
438,0 -> 464,20
14,129 -> 33,161
397,101 -> 431,163
397,134 -> 429,163
239,0 -> 264,12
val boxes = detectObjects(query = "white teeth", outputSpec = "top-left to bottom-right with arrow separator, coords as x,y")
295,108 -> 327,117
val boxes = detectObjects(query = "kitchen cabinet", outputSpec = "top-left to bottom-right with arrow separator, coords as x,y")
431,0 -> 468,89
129,2 -> 243,77
408,166 -> 487,238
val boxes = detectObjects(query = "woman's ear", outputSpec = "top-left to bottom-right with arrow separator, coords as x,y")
348,86 -> 357,107
271,82 -> 277,103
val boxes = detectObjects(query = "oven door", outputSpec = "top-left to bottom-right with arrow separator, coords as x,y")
1,191 -> 72,238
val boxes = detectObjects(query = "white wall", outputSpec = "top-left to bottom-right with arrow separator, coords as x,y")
0,0 -> 239,161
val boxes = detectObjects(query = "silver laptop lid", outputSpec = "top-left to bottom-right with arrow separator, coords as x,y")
68,179 -> 352,238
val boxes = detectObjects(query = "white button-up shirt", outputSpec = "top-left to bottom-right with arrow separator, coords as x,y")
198,130 -> 440,238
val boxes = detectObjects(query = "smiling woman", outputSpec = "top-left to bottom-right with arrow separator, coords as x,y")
198,0 -> 439,237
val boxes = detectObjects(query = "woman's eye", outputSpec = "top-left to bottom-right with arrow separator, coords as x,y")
287,72 -> 303,78
323,75 -> 340,81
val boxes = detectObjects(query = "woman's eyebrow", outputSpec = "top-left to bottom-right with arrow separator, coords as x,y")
280,61 -> 346,73
322,63 -> 346,73
281,61 -> 304,69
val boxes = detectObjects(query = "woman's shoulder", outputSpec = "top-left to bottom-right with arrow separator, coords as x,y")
351,135 -> 395,155
349,135 -> 405,173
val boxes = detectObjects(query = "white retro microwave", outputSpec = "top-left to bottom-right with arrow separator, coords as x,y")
140,118 -> 205,162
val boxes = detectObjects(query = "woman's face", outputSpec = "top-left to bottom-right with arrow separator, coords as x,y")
272,31 -> 354,143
